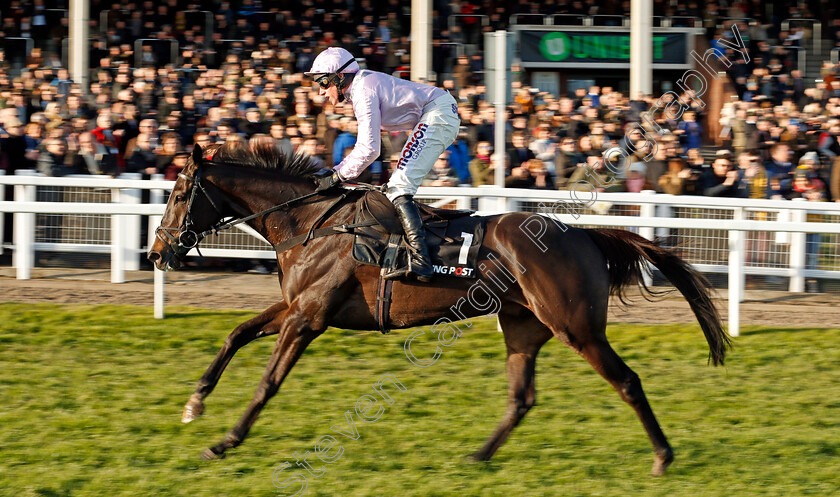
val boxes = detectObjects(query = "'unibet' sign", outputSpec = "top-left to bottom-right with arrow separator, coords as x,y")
523,30 -> 688,66
540,32 -> 672,61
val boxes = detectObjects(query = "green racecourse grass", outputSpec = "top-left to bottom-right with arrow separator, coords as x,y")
1,303 -> 839,497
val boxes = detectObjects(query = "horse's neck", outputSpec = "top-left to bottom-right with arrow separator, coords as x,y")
211,169 -> 314,243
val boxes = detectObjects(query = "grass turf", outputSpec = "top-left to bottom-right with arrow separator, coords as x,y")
1,303 -> 839,496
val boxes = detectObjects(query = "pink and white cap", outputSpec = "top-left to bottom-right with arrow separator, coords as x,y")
304,47 -> 360,75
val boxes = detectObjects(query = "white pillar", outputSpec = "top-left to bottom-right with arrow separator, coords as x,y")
455,195 -> 471,211
788,198 -> 807,292
410,0 -> 432,82
727,207 -> 745,337
149,174 -> 166,319
147,174 -> 165,250
638,190 -> 656,287
638,190 -> 656,241
630,0 -> 653,98
0,170 -> 5,254
154,266 -> 165,319
13,170 -> 39,280
476,185 -> 496,213
119,173 -> 142,271
494,31 -> 507,189
110,187 -> 125,284
655,199 -> 672,240
69,0 -> 89,93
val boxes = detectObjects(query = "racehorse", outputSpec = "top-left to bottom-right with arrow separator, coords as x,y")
147,141 -> 730,475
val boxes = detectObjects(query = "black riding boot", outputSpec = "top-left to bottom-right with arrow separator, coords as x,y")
384,195 -> 434,282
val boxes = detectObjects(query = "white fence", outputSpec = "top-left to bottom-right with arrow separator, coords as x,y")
3,171 -> 840,336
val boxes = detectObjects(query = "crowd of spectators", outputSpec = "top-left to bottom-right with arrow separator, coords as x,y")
0,0 -> 839,209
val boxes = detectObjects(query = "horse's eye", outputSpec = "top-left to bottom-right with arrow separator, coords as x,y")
174,194 -> 185,203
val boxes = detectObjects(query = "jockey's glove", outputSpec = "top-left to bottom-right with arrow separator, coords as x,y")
314,168 -> 342,193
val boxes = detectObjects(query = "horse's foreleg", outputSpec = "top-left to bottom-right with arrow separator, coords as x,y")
472,311 -> 552,461
183,300 -> 288,423
202,304 -> 320,459
579,338 -> 674,476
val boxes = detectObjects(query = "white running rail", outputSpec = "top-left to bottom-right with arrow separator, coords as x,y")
4,172 -> 840,336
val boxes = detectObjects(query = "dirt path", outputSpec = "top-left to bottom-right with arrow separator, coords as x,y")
2,268 -> 838,329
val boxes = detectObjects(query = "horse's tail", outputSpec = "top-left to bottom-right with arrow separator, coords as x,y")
586,228 -> 731,366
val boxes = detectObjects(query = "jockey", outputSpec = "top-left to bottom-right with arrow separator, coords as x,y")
306,47 -> 460,282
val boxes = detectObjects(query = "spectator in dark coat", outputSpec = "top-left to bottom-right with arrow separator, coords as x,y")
71,132 -> 116,175
0,117 -> 29,174
124,132 -> 159,177
37,138 -> 79,177
239,108 -> 268,137
703,158 -> 747,197
675,110 -> 703,151
507,130 -> 535,174
154,132 -> 181,176
764,143 -> 795,183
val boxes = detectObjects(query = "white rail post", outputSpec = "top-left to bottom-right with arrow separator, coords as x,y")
477,185 -> 496,212
655,195 -> 672,241
788,198 -> 806,293
455,195 -> 471,211
493,30 -> 507,190
154,263 -> 165,319
638,190 -> 656,287
149,174 -> 166,319
502,196 -> 513,213
120,172 -> 143,271
727,207 -> 745,337
13,170 -> 39,280
110,185 -> 125,283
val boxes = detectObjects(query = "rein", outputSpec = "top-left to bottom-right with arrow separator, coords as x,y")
202,188 -> 377,254
157,161 -> 378,260
195,189 -> 321,241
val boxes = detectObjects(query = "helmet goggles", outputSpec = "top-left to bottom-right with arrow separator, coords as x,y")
311,58 -> 357,89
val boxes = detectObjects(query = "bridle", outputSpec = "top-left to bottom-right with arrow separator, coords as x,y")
154,165 -> 224,258
154,160 -> 324,262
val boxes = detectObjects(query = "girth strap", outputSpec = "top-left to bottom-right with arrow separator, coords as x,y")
273,220 -> 378,253
375,278 -> 394,335
375,232 -> 402,334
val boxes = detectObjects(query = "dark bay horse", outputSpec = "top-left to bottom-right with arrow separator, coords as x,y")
147,142 -> 730,475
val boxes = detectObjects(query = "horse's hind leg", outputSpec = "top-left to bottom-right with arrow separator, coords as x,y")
578,337 -> 674,475
472,307 -> 552,461
183,300 -> 287,423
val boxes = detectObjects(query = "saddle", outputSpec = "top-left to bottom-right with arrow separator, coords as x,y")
350,190 -> 485,334
269,188 -> 485,334
352,190 -> 485,278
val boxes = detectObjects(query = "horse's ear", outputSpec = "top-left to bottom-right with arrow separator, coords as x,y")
192,144 -> 203,165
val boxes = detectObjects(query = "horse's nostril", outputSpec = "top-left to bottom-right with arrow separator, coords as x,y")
148,252 -> 161,262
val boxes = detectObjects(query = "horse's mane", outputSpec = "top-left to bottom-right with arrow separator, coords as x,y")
203,141 -> 323,179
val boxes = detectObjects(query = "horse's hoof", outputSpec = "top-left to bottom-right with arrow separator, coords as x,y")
201,447 -> 224,460
182,399 -> 205,423
651,450 -> 674,476
468,451 -> 491,462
